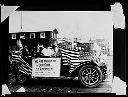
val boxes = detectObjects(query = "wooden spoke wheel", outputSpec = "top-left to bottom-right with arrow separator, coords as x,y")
16,72 -> 28,84
78,65 -> 102,88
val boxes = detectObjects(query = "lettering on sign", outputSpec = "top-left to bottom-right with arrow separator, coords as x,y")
32,58 -> 61,77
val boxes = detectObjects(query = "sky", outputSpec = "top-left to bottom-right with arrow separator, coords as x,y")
9,11 -> 113,50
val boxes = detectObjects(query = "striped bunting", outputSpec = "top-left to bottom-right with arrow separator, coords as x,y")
60,48 -> 83,72
60,48 -> 79,59
12,56 -> 32,70
11,52 -> 32,75
60,48 -> 92,73
10,48 -> 93,75
60,48 -> 79,55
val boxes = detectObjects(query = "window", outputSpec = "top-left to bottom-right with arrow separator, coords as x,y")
40,32 -> 45,38
12,34 -> 16,39
51,32 -> 54,38
54,34 -> 57,38
20,33 -> 25,39
30,33 -> 35,39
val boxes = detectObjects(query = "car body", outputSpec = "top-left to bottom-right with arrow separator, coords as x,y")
9,31 -> 108,88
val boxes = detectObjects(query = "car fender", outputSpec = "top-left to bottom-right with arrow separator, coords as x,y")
69,60 -> 99,77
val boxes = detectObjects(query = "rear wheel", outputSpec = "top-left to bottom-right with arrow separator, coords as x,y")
78,65 -> 102,88
16,72 -> 28,84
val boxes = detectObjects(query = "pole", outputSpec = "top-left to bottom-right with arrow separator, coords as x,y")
21,11 -> 22,30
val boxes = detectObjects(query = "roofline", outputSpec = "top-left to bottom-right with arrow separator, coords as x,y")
9,31 -> 52,34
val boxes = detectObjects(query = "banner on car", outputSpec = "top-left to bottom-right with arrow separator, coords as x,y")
32,58 -> 61,77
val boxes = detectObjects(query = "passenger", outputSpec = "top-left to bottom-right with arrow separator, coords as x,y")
52,45 -> 58,52
41,46 -> 54,57
37,44 -> 44,53
52,45 -> 59,57
21,45 -> 31,63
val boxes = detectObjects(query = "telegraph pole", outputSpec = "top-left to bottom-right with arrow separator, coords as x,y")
21,11 -> 22,30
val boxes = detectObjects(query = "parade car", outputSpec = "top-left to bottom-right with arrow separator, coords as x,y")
8,31 -> 108,88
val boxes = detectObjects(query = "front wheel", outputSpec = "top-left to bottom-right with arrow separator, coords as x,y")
78,65 -> 102,88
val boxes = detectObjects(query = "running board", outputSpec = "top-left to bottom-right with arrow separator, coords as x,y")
31,76 -> 75,80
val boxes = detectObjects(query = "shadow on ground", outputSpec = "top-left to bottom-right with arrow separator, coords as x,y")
25,78 -> 82,88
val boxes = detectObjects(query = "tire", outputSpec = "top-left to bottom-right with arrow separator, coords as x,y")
16,72 -> 28,84
78,65 -> 103,88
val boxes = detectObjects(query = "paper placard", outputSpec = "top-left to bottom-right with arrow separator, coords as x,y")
32,58 -> 61,77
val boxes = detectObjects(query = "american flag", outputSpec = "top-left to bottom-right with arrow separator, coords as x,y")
11,51 -> 32,75
60,48 -> 92,73
10,39 -> 32,75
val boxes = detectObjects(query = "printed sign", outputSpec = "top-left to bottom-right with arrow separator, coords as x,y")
32,58 -> 61,77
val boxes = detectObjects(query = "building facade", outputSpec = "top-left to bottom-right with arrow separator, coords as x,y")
9,29 -> 58,52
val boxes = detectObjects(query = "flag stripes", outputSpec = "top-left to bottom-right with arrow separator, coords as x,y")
62,54 -> 78,60
18,69 -> 31,75
60,48 -> 83,72
12,53 -> 31,68
61,51 -> 79,58
60,49 -> 79,55
60,48 -> 93,72
10,48 -> 93,75
12,56 -> 32,71
18,66 -> 29,74
11,52 -> 32,75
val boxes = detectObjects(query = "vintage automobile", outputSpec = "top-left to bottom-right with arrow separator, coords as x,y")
9,32 -> 108,88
